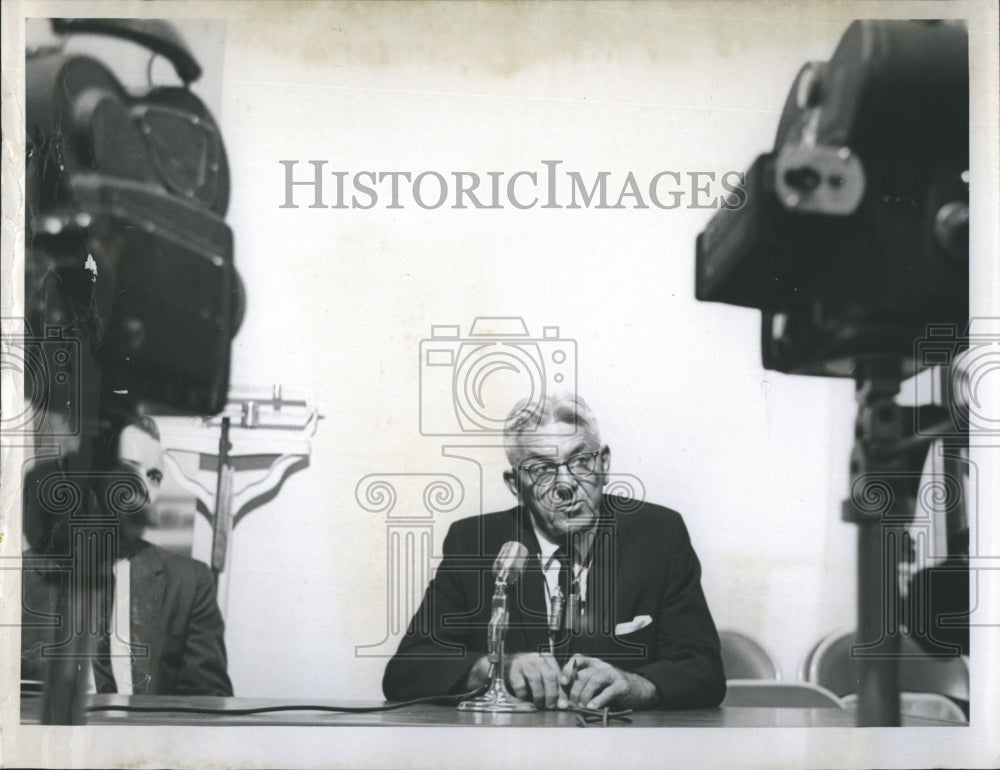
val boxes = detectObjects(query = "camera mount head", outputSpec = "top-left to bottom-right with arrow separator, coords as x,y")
695,20 -> 969,379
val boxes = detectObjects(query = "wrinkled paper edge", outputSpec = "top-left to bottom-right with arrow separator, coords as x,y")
2,1 -> 998,769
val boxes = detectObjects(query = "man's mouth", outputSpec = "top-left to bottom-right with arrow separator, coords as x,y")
555,500 -> 583,516
543,485 -> 589,517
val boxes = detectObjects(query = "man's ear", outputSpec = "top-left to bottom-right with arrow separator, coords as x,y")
599,445 -> 611,483
503,469 -> 519,498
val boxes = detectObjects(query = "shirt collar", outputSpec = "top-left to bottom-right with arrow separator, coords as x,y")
529,517 -> 562,569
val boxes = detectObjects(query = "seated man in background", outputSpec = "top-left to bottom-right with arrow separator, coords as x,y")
383,395 -> 725,710
22,415 -> 233,696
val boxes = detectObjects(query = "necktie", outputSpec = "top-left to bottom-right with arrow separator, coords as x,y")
553,548 -> 580,634
565,569 -> 582,635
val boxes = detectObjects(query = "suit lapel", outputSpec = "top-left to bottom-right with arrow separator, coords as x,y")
569,499 -> 625,657
571,516 -> 615,656
506,507 -> 550,655
128,542 -> 165,694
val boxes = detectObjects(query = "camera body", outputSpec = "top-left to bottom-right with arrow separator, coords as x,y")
419,317 -> 577,436
695,20 -> 969,378
25,19 -> 242,416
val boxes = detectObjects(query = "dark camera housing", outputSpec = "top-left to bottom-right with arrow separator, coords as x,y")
25,19 -> 242,415
695,20 -> 969,378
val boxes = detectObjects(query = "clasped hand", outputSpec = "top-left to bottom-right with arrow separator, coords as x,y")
506,652 -> 657,710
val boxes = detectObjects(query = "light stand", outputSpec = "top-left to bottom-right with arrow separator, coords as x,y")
457,576 -> 536,712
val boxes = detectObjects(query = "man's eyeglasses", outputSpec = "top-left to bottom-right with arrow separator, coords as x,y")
519,450 -> 602,485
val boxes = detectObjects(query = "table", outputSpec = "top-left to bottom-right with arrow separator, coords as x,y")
19,695 -> 965,727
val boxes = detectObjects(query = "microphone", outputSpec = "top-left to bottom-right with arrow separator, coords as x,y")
459,540 -> 537,712
493,541 -> 529,585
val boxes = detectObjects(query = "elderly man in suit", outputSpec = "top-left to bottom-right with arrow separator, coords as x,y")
22,415 -> 232,696
383,395 -> 725,710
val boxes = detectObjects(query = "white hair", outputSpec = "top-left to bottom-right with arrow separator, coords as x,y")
502,394 -> 601,465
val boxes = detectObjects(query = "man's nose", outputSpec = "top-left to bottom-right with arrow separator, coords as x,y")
551,464 -> 577,500
552,485 -> 575,505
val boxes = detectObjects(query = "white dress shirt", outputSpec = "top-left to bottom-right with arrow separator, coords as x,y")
530,520 -> 590,623
108,557 -> 133,694
85,558 -> 133,694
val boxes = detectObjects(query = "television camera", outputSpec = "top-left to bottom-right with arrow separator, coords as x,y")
695,20 -> 971,726
17,18 -> 243,723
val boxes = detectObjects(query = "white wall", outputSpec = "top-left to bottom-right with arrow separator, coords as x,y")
175,4 -> 873,698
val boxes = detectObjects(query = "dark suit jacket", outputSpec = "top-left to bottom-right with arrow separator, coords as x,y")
22,540 -> 233,696
382,496 -> 725,708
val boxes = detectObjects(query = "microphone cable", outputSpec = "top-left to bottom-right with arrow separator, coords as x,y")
84,681 -> 493,717
84,684 -> 631,725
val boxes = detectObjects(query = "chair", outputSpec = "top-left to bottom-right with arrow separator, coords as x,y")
841,692 -> 967,723
719,630 -> 781,680
802,629 -> 969,721
722,680 -> 843,708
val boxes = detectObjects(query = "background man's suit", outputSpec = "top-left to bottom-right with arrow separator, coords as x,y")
383,495 -> 726,709
22,540 -> 233,696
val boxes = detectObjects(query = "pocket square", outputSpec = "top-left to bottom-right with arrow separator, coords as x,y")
614,615 -> 653,635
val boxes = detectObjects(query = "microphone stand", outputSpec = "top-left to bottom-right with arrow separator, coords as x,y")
457,575 -> 536,712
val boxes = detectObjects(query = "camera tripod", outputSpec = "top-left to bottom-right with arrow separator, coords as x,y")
842,364 -> 965,726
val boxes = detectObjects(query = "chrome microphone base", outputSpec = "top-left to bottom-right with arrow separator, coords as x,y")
457,679 -> 537,713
